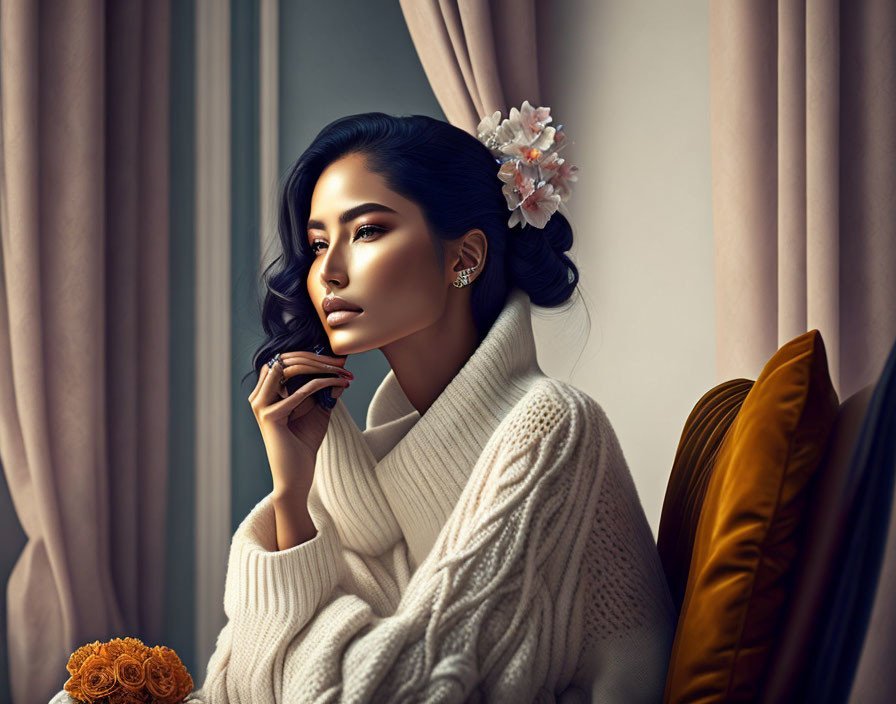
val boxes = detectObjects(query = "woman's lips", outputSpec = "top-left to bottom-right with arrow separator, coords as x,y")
326,309 -> 363,326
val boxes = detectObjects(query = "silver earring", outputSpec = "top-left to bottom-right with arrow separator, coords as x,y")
453,265 -> 478,288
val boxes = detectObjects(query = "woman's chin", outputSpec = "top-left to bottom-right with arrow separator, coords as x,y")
327,335 -> 371,357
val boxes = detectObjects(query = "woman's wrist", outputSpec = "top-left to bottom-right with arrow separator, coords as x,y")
272,478 -> 313,503
271,484 -> 317,550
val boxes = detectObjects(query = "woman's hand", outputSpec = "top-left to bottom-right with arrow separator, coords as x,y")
248,351 -> 353,494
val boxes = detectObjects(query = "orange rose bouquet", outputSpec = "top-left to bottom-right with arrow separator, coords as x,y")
60,637 -> 194,704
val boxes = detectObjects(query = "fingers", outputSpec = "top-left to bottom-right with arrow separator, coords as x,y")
249,352 -> 352,405
273,358 -> 351,400
259,357 -> 287,406
284,350 -> 346,366
264,375 -> 351,423
249,359 -> 281,404
283,357 -> 353,380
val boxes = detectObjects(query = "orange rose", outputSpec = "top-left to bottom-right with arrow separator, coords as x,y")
80,654 -> 118,699
62,670 -> 89,703
98,644 -> 121,663
149,646 -> 193,702
113,653 -> 146,691
99,638 -> 149,662
121,637 -> 152,661
152,645 -> 184,669
174,666 -> 195,700
67,641 -> 103,676
108,689 -> 151,704
162,661 -> 194,701
143,653 -> 177,703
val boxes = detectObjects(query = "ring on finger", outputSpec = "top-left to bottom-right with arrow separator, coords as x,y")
267,352 -> 284,369
268,353 -> 288,385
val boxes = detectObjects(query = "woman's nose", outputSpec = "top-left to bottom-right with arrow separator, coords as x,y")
318,247 -> 347,287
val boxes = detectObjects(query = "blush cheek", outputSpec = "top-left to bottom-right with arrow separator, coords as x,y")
362,240 -> 440,334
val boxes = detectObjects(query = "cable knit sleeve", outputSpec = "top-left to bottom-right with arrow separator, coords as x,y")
562,400 -> 678,704
184,383 -> 613,703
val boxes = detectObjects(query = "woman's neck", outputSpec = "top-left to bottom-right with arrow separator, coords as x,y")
380,295 -> 479,416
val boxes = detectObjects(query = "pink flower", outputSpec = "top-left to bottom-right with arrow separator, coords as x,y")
538,152 -> 563,174
548,161 -> 579,201
497,126 -> 556,159
509,100 -> 552,144
558,160 -> 579,182
498,161 -> 535,209
510,182 -> 561,229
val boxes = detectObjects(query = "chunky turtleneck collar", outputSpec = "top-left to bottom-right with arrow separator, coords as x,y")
311,287 -> 547,570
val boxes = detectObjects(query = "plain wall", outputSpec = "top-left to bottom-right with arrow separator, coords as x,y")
535,0 -> 716,537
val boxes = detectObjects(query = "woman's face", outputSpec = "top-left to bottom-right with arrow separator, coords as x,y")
305,152 -> 450,355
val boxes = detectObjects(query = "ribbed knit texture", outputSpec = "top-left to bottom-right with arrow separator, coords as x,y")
184,287 -> 677,703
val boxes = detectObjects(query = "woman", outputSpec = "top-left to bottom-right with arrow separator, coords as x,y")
187,108 -> 676,703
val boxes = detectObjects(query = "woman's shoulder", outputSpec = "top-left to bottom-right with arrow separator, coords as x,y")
482,377 -> 619,498
503,376 -> 613,442
507,376 -> 630,477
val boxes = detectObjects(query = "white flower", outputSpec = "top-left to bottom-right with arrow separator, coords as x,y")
547,160 -> 579,202
506,100 -> 553,145
477,109 -> 503,145
539,151 -> 563,173
499,131 -> 556,163
493,117 -> 555,160
497,160 -> 536,210
517,182 -> 561,229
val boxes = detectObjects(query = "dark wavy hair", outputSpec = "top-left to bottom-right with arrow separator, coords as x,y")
241,111 -> 584,388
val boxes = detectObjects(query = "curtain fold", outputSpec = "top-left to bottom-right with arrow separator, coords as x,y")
0,1 -> 171,701
398,0 -> 541,135
710,0 -> 896,401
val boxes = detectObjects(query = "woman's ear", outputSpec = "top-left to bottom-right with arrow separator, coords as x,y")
450,229 -> 487,281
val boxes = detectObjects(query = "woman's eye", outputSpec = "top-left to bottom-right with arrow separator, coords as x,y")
310,225 -> 384,254
354,224 -> 384,241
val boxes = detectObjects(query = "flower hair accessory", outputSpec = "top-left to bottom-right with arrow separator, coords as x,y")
476,100 -> 579,230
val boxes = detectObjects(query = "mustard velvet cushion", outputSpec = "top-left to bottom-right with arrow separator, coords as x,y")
657,378 -> 754,616
758,383 -> 874,703
662,329 -> 840,703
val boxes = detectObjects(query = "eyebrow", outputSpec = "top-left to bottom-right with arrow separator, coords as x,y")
306,202 -> 399,232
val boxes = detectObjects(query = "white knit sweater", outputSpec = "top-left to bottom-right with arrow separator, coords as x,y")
49,288 -> 676,704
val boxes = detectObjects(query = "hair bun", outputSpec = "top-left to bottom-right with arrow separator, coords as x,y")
506,211 -> 578,307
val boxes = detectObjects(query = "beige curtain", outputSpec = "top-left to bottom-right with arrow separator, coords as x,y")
0,1 -> 171,702
398,0 -> 541,135
710,0 -> 896,402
